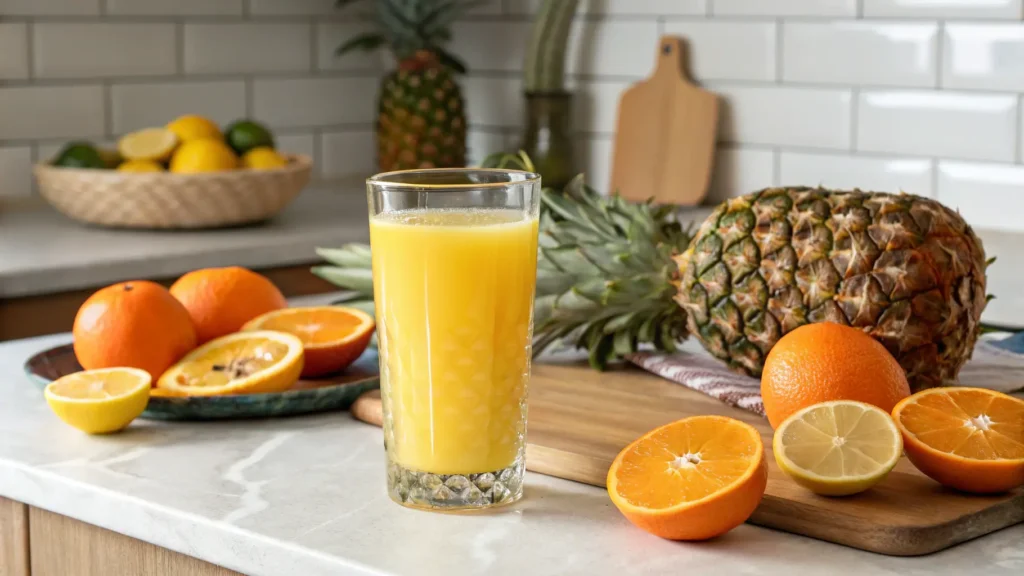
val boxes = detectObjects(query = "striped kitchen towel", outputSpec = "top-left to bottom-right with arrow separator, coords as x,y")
627,334 -> 1024,417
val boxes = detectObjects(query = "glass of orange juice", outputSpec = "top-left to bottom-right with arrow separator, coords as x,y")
367,168 -> 541,511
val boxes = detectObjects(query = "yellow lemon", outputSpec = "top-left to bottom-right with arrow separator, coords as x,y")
169,139 -> 238,173
166,115 -> 222,143
118,128 -> 178,162
117,159 -> 164,173
157,331 -> 304,396
44,368 -> 151,434
242,147 -> 288,170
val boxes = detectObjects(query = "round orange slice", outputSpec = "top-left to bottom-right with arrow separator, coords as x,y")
156,331 -> 303,396
892,387 -> 1024,494
242,306 -> 374,377
607,415 -> 767,540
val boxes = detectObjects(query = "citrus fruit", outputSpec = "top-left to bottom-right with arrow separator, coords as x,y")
241,146 -> 288,170
169,139 -> 238,173
169,266 -> 287,344
97,147 -> 123,169
117,159 -> 164,173
892,387 -> 1024,494
773,400 -> 902,496
44,368 -> 151,434
157,331 -> 304,396
242,306 -> 375,377
73,280 -> 197,379
761,322 -> 911,429
166,114 -> 222,143
118,128 -> 179,162
52,142 -> 105,169
607,415 -> 767,540
224,120 -> 275,156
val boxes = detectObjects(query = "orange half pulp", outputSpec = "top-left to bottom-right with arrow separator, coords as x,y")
242,306 -> 375,377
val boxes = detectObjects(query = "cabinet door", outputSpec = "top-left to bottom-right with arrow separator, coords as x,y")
0,496 -> 29,576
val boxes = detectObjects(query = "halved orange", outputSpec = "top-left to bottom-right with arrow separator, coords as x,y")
156,331 -> 303,396
892,387 -> 1024,494
607,415 -> 767,540
242,306 -> 374,377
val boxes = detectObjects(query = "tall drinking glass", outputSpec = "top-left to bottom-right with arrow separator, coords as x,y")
367,169 -> 541,511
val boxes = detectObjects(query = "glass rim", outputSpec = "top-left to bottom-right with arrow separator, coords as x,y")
367,167 -> 541,190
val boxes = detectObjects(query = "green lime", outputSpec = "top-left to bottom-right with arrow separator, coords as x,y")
52,142 -> 105,169
224,120 -> 275,156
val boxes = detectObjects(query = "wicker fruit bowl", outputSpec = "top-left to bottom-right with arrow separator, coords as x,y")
34,154 -> 313,229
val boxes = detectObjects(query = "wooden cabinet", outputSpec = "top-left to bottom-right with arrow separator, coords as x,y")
0,497 -> 29,576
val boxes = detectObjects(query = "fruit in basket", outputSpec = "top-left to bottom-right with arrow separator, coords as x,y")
73,280 -> 197,379
224,120 -> 275,156
242,306 -> 375,377
52,142 -> 105,169
117,159 -> 164,173
167,114 -> 222,144
169,266 -> 287,344
157,331 -> 304,396
892,387 -> 1024,493
169,139 -> 238,173
118,128 -> 179,162
44,368 -> 152,434
760,322 -> 910,428
335,0 -> 469,170
97,147 -> 123,169
241,146 -> 288,170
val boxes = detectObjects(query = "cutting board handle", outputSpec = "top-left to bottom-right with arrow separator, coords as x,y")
651,36 -> 690,86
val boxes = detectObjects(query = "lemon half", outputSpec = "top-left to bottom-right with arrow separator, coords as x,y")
118,128 -> 178,162
45,368 -> 151,434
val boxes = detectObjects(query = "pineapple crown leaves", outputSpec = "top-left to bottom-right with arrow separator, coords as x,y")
335,0 -> 481,73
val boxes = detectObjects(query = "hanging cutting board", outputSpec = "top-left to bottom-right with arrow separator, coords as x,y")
351,363 -> 1024,556
610,36 -> 718,205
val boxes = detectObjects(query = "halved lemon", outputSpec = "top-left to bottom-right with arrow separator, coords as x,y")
44,368 -> 151,434
118,127 -> 179,162
242,306 -> 374,377
157,331 -> 303,396
773,400 -> 902,496
607,415 -> 767,541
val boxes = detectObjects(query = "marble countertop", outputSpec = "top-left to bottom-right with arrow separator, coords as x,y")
1,323 -> 1022,575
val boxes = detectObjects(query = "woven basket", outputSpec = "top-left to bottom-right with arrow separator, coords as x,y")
34,154 -> 313,229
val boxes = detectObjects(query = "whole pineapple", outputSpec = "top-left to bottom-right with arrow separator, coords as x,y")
336,0 -> 468,171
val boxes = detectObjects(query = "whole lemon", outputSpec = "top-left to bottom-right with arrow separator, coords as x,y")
117,159 -> 164,173
167,115 -> 222,143
170,139 -> 238,173
242,147 -> 288,170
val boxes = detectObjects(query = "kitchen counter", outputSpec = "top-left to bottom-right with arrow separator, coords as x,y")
0,324 -> 1023,575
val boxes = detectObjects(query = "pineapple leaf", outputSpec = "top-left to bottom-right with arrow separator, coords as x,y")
335,33 -> 387,56
311,266 -> 374,294
316,246 -> 372,268
613,330 -> 635,356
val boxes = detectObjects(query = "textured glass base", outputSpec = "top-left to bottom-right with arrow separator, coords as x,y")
387,457 -> 525,511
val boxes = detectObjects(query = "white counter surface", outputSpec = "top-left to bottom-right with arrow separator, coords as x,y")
0,327 -> 1022,576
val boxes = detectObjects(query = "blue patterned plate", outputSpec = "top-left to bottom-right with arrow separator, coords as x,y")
24,343 -> 379,421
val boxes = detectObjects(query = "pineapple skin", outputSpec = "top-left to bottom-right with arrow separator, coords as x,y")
377,63 -> 467,171
675,187 -> 988,391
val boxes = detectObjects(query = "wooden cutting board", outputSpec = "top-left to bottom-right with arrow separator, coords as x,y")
351,362 -> 1024,556
610,36 -> 718,205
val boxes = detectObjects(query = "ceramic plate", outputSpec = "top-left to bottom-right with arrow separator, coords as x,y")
24,343 -> 379,421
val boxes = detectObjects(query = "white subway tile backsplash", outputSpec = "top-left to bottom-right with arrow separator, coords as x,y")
317,23 -> 386,72
707,146 -> 775,203
0,24 -> 29,80
469,0 -> 503,15
938,161 -> 1024,231
463,76 -> 523,129
450,22 -> 531,73
857,90 -> 1018,162
506,0 -> 706,15
943,24 -> 1024,92
106,0 -> 243,15
320,130 -> 376,178
780,151 -> 934,195
662,21 -> 776,82
184,24 -> 311,74
713,0 -> 857,16
274,133 -> 316,160
864,0 -> 1023,19
467,130 -> 508,164
253,77 -> 376,129
568,20 -> 660,78
714,84 -> 853,149
0,146 -> 33,199
110,81 -> 246,134
783,21 -> 938,88
0,0 -> 99,15
247,0 -> 336,15
0,85 -> 105,140
577,135 -> 614,194
33,24 -> 176,79
575,80 -> 629,134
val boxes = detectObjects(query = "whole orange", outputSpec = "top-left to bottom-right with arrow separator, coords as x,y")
73,281 -> 197,379
169,267 -> 286,344
761,322 -> 910,429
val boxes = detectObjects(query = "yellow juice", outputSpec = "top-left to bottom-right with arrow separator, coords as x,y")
371,208 -> 539,475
